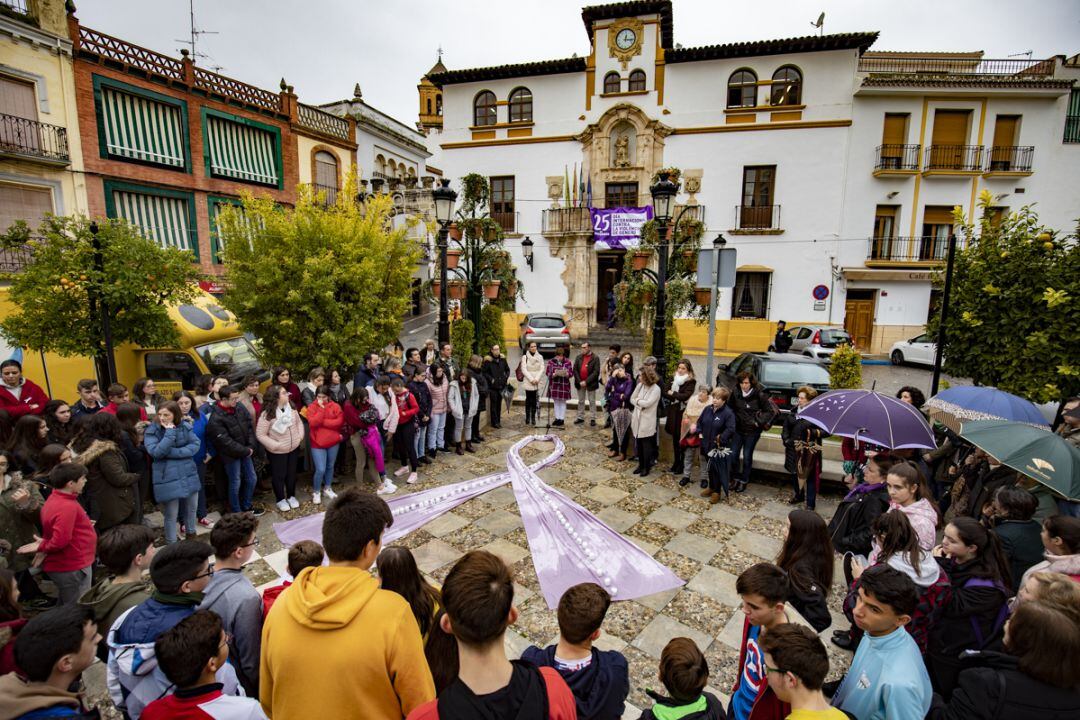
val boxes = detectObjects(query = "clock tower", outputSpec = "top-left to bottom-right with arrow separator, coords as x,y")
582,1 -> 673,104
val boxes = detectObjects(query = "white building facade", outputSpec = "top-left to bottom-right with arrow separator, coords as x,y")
424,0 -> 1080,352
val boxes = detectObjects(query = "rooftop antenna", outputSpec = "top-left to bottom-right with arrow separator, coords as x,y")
1008,50 -> 1033,59
174,0 -> 219,63
810,12 -> 825,36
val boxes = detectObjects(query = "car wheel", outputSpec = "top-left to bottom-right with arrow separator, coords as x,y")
891,350 -> 904,366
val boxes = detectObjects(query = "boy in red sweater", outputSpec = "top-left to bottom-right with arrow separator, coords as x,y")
18,463 -> 97,605
261,539 -> 324,618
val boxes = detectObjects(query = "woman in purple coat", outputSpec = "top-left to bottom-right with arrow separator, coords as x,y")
545,347 -> 573,427
605,363 -> 635,460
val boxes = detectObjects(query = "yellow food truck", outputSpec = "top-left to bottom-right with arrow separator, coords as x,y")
0,288 -> 267,400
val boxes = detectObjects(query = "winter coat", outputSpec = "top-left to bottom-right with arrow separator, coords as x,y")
186,410 -> 212,465
199,568 -> 263,695
993,519 -> 1045,590
730,384 -> 776,434
786,556 -> 833,633
143,420 -> 202,503
448,379 -> 479,422
79,578 -> 153,661
300,385 -> 318,408
0,378 -> 48,419
393,390 -> 420,427
425,377 -> 449,415
482,355 -> 511,392
928,651 -> 1080,720
353,366 -> 378,390
782,410 -> 826,474
408,379 -> 433,426
833,625 -> 933,720
369,386 -> 400,435
403,359 -> 425,381
604,375 -> 634,411
307,401 -> 345,450
521,644 -> 629,720
639,692 -> 726,720
930,557 -> 1010,665
37,490 -> 97,573
80,439 -> 139,530
206,405 -> 257,459
572,352 -> 601,391
0,671 -> 94,719
546,357 -> 574,401
629,382 -> 661,439
829,482 -> 890,557
698,404 -> 736,455
662,375 -> 697,437
255,409 -> 304,455
0,478 -> 43,573
1019,551 -> 1080,587
520,351 -> 545,391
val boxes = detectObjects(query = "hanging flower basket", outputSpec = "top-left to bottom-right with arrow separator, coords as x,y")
430,281 -> 441,298
641,288 -> 655,304
448,281 -> 468,300
694,287 -> 713,306
448,223 -> 462,241
483,223 -> 499,242
482,280 -> 502,299
507,280 -> 518,296
631,251 -> 652,271
446,249 -> 462,269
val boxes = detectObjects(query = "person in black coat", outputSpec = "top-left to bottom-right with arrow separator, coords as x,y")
205,386 -> 260,515
928,600 -> 1080,720
828,452 -> 896,557
407,374 -> 433,466
482,345 -> 511,429
988,485 -> 1045,590
696,388 -> 736,503
772,320 -> 793,353
781,386 -> 827,510
727,372 -> 776,493
662,360 -> 697,476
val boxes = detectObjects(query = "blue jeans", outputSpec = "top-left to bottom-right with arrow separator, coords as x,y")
414,425 -> 426,458
311,445 -> 339,492
224,455 -> 257,512
162,489 -> 199,543
178,460 -> 208,522
427,412 -> 447,450
731,431 -> 761,485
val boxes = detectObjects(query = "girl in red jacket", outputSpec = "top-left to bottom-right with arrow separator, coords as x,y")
391,377 -> 420,486
306,385 -> 344,505
0,359 -> 49,420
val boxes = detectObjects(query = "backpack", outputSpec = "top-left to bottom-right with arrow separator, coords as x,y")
908,571 -> 952,653
963,577 -> 1011,650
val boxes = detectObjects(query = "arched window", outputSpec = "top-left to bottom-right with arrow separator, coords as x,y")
375,154 -> 386,176
603,72 -> 621,94
771,66 -> 802,106
628,70 -> 646,92
314,151 -> 338,199
426,98 -> 432,115
473,90 -> 497,126
436,94 -> 442,116
508,87 -> 533,123
727,69 -> 757,108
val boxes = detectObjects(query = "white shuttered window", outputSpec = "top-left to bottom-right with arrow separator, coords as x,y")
112,189 -> 194,253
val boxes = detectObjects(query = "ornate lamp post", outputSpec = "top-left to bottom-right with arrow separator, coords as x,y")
521,236 -> 534,271
433,178 -> 457,345
648,172 -> 678,382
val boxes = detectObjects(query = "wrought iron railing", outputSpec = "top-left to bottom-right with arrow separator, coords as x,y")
875,144 -> 921,171
867,236 -> 967,263
297,103 -> 351,141
0,113 -> 69,163
313,183 -> 338,205
542,208 -> 592,235
858,56 -> 1055,77
0,0 -> 30,16
735,204 -> 781,230
924,145 -> 984,172
1065,115 -> 1080,144
986,145 -> 1034,172
0,244 -> 33,273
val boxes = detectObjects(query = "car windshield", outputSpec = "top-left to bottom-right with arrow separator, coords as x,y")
529,317 -> 565,329
821,329 -> 851,344
762,361 -> 831,386
196,337 -> 264,385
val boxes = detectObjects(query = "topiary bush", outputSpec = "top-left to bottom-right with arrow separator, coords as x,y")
829,342 -> 863,389
478,303 -> 504,356
450,318 -> 475,370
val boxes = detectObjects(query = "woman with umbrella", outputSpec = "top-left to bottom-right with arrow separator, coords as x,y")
604,363 -> 634,462
696,387 -> 735,503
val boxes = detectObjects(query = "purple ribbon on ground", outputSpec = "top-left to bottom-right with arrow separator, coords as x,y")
273,435 -> 684,607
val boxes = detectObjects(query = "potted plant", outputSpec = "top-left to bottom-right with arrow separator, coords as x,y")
631,250 -> 652,271
446,248 -> 462,269
448,280 -> 467,300
430,280 -> 441,298
482,280 -> 501,299
694,287 -> 713,306
681,249 -> 698,271
448,222 -> 462,241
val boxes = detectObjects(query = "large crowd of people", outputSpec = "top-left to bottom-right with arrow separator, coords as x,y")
0,342 -> 1078,719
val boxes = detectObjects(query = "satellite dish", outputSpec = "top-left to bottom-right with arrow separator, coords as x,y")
811,12 -> 825,35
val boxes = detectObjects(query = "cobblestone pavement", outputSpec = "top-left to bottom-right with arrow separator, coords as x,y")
84,408 -> 855,718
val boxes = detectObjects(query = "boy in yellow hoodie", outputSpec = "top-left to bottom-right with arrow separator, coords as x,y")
259,489 -> 435,719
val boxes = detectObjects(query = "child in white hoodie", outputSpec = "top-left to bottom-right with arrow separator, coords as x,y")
875,461 -> 939,559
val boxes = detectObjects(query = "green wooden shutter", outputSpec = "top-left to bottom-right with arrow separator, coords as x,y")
1065,89 -> 1080,143
112,189 -> 193,252
206,116 -> 278,185
101,87 -> 185,167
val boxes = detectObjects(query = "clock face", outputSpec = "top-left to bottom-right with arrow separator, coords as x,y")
615,28 -> 637,50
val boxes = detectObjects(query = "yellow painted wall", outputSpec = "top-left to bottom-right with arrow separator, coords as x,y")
676,319 -> 774,354
295,135 -> 356,187
502,311 -> 525,344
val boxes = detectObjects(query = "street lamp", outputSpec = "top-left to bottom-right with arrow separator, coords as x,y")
521,236 -> 534,271
648,172 -> 679,382
433,178 -> 457,345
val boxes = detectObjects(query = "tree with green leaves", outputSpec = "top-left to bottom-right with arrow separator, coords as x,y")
0,215 -> 200,374
928,192 -> 1079,403
216,173 -> 422,371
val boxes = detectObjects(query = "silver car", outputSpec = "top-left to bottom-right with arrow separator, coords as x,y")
780,325 -> 852,361
519,313 -> 570,354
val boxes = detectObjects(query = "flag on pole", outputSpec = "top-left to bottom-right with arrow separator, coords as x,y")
579,165 -> 585,208
572,163 -> 578,207
586,173 -> 593,208
564,166 -> 571,206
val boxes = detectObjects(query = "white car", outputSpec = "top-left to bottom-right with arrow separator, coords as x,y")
890,333 -> 938,366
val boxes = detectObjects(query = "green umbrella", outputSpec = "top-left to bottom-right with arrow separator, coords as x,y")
960,419 -> 1080,501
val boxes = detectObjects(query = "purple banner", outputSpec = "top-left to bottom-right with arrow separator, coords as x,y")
590,206 -> 653,250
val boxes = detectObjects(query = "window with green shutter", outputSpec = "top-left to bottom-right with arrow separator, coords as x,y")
104,181 -> 198,259
92,76 -> 189,169
201,108 -> 282,187
1065,89 -> 1080,144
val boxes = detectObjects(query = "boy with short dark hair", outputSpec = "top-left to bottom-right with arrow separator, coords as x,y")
101,382 -> 147,420
141,610 -> 268,720
80,524 -> 155,661
730,562 -> 814,720
759,623 -> 848,719
0,604 -> 100,718
198,512 -> 263,696
70,378 -> 102,418
640,637 -> 724,720
522,582 -> 629,720
408,550 -> 576,720
261,539 -> 323,618
831,565 -> 931,720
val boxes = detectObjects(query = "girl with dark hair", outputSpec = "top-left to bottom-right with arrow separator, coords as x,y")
193,374 -> 214,409
256,385 -> 304,513
881,461 -> 939,556
0,568 -> 27,675
896,386 -> 926,409
376,546 -> 442,638
70,411 -> 139,531
270,367 -> 302,411
131,377 -> 164,420
115,402 -> 149,519
144,400 -> 201,543
343,385 -> 391,494
619,352 -> 634,379
448,368 -> 478,455
728,371 -> 777,493
31,443 -> 72,484
424,363 -> 449,457
0,451 -> 49,609
990,485 -> 1044,586
42,400 -> 74,446
308,384 -> 344,505
0,359 -> 48,420
173,391 -> 212,528
775,509 -> 834,631
406,368 -> 432,467
929,516 -> 1014,697
6,415 -> 47,476
1018,514 -> 1080,587
605,363 -> 635,462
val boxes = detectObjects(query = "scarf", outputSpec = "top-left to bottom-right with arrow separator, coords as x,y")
272,404 -> 295,434
670,372 -> 690,393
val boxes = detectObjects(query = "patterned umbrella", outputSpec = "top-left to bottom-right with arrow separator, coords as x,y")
800,389 -> 935,450
925,386 -> 1049,433
960,419 -> 1080,501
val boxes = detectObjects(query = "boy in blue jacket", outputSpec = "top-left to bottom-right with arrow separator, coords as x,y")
522,582 -> 629,720
696,387 -> 736,504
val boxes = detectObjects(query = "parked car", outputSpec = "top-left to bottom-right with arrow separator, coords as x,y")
518,313 -> 571,354
715,352 -> 831,414
773,325 -> 852,362
890,333 -> 938,366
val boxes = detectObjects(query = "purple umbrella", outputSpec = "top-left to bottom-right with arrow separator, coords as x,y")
800,389 -> 935,450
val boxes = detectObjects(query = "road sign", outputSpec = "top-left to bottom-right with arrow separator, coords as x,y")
697,247 -> 738,289
812,284 -> 829,300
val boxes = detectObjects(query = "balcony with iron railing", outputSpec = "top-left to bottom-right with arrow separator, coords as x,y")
866,235 -> 967,266
491,211 -> 519,233
0,113 -> 70,165
0,244 -> 34,275
923,145 -> 984,175
312,183 -> 339,205
858,56 -> 1056,77
731,205 -> 782,234
984,146 -> 1034,176
874,144 -> 921,174
542,207 -> 592,236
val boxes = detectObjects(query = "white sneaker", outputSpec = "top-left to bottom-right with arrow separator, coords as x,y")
276,499 -> 290,512
376,480 -> 397,495
312,491 -> 321,505
287,496 -> 300,509
324,486 -> 338,499
406,472 -> 418,485
394,466 -> 410,478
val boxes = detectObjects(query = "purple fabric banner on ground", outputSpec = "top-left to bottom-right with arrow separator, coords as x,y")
590,206 -> 653,250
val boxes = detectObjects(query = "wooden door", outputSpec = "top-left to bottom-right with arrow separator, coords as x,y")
929,110 -> 970,168
844,297 -> 875,351
990,115 -> 1019,169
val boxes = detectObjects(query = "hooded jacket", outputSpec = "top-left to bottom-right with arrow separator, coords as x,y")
0,672 -> 93,719
639,690 -> 726,720
892,498 -> 939,553
1019,550 -> 1080,587
79,578 -> 153,661
832,626 -> 932,720
992,519 -> 1045,589
79,439 -> 139,531
520,645 -> 629,720
109,593 -> 240,719
828,483 -> 890,557
0,378 -> 48,420
198,569 -> 263,696
259,565 -> 434,719
142,683 -> 267,720
927,650 -> 1080,720
408,378 -> 433,426
143,421 -> 202,504
38,490 -> 96,573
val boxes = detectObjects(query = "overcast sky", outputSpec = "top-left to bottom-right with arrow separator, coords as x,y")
75,0 -> 1080,126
